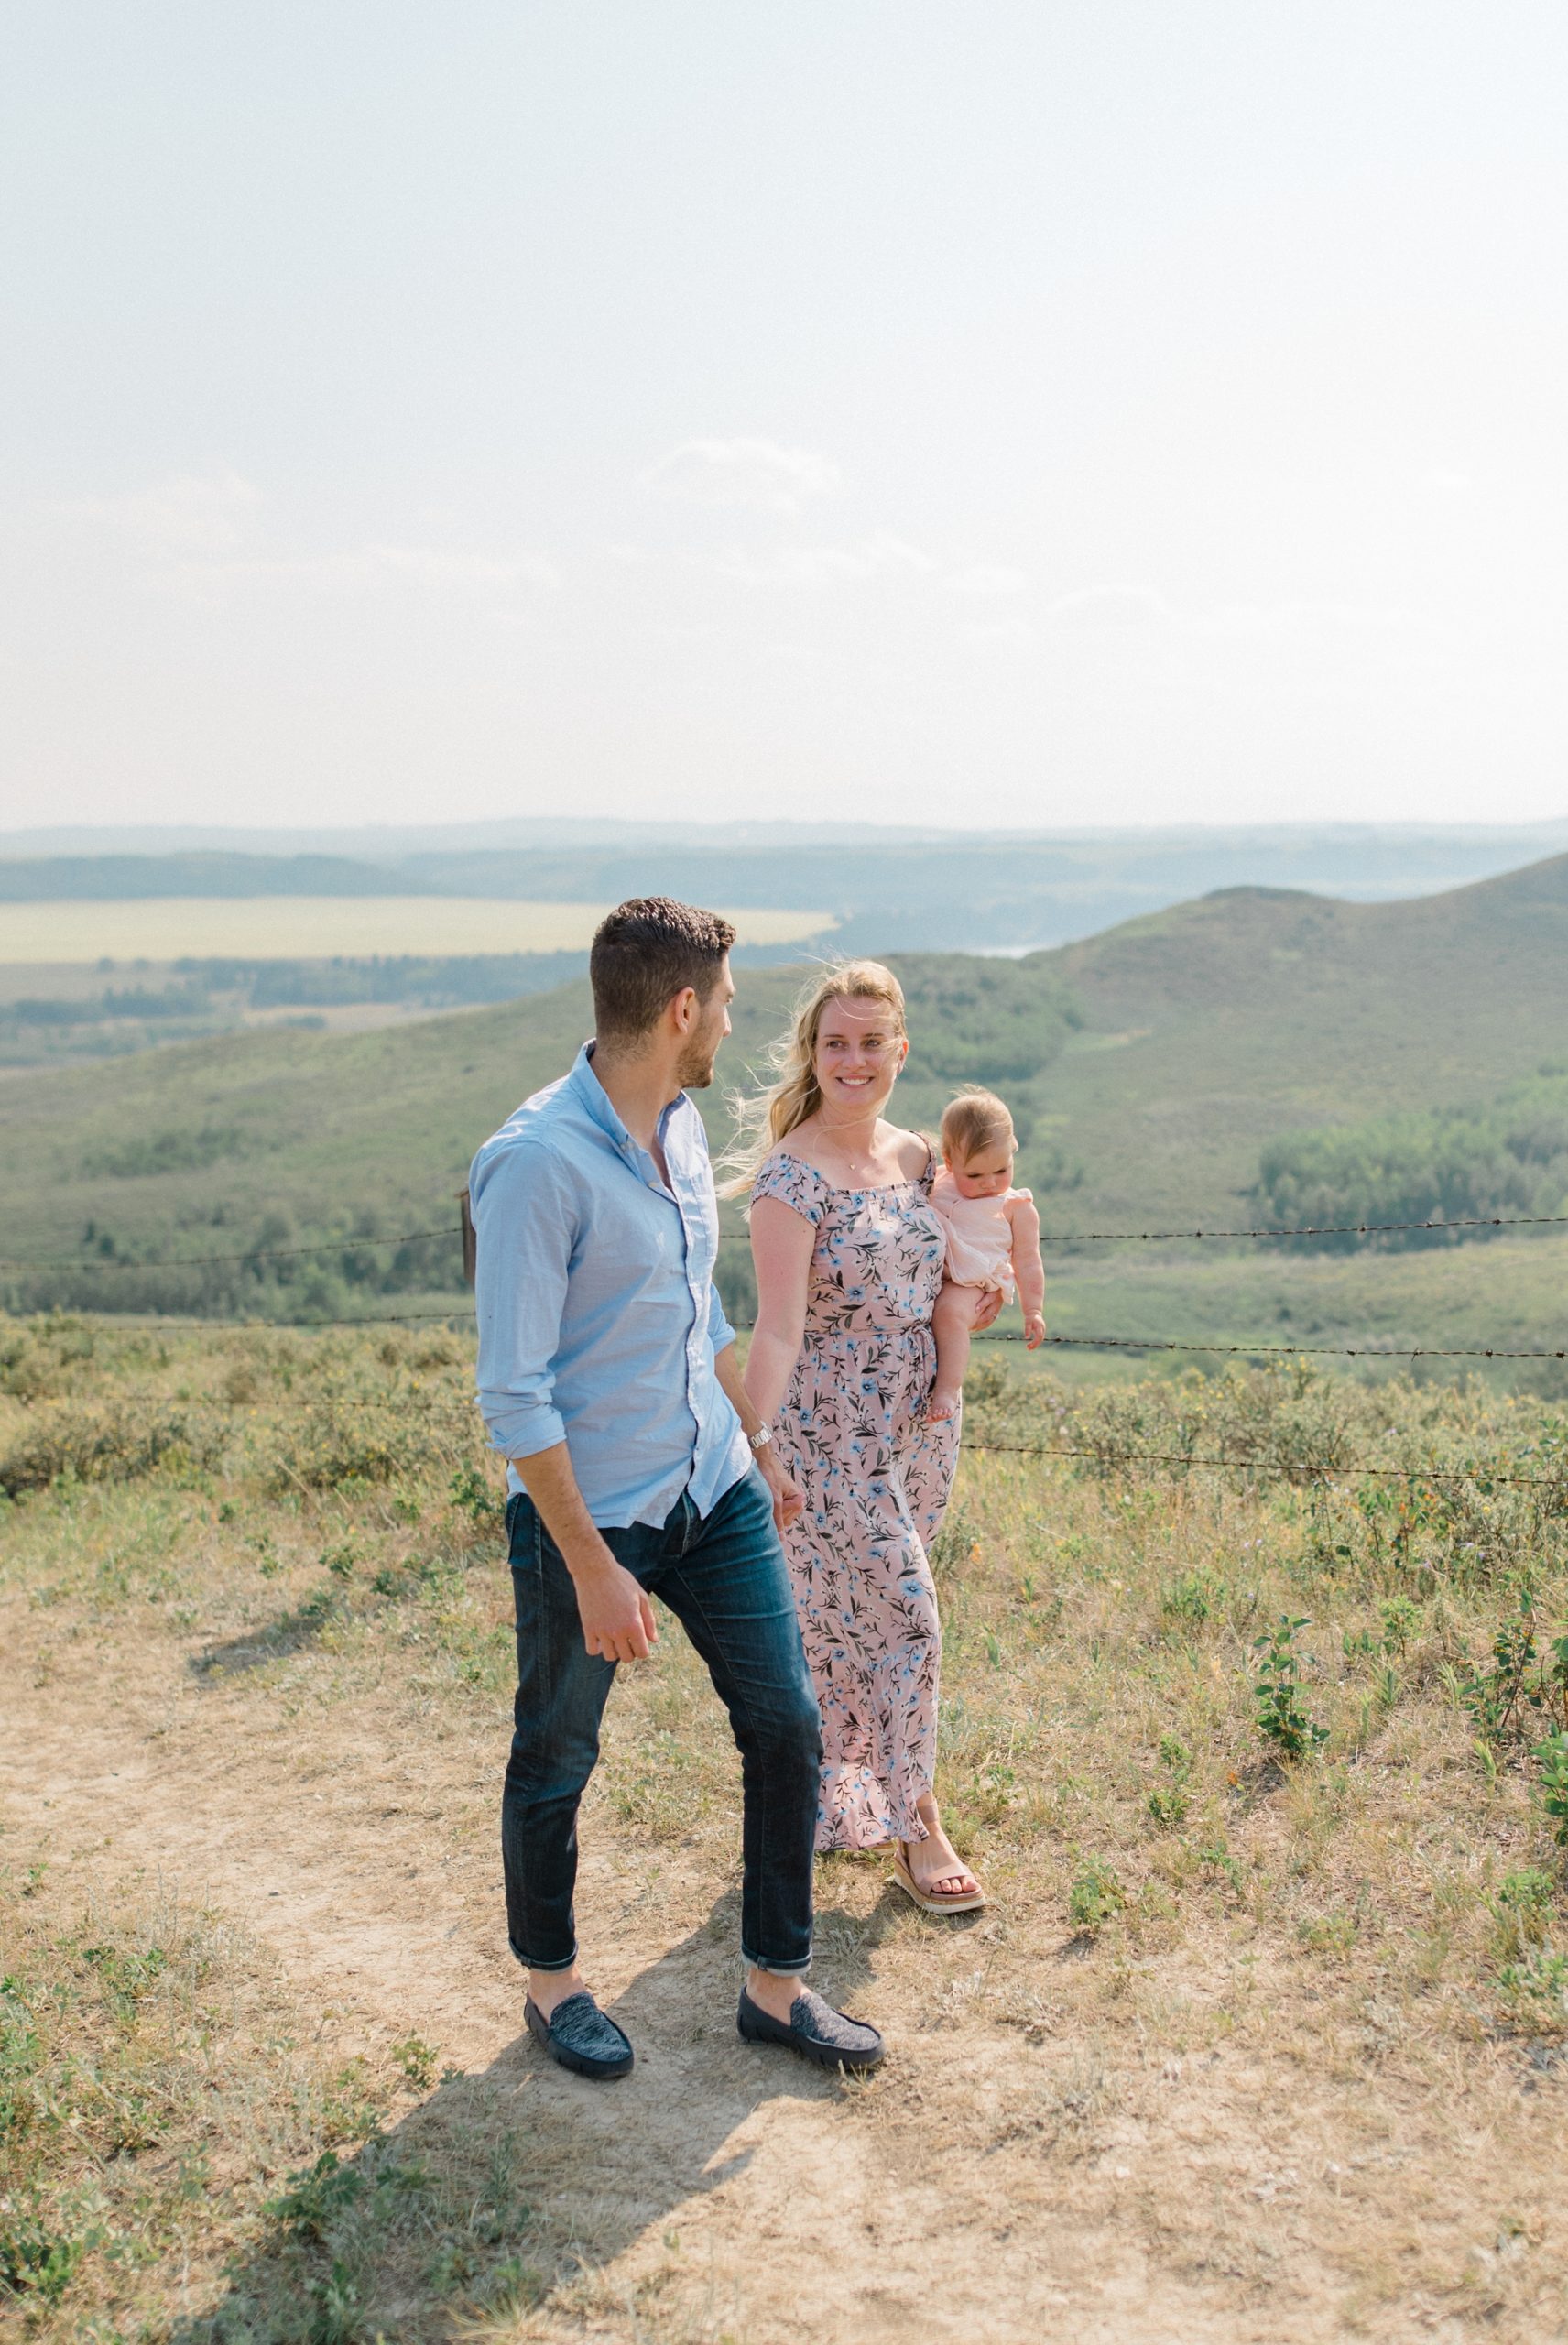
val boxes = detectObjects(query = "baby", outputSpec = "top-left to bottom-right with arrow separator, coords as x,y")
928,1088 -> 1046,1421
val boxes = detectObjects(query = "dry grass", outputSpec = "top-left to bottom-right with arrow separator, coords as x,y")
2,1316 -> 1567,2341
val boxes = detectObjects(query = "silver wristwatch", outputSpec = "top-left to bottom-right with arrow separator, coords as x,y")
748,1423 -> 773,1453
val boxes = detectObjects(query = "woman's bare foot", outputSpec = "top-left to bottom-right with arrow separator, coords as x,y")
907,1797 -> 980,1899
928,1384 -> 962,1423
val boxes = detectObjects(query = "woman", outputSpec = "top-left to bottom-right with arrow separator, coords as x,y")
730,959 -> 988,1911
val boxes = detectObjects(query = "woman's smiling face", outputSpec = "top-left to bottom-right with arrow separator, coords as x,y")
813,994 -> 908,1116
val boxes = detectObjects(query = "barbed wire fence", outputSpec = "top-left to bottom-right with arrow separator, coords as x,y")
5,1207 -> 1566,1492
7,1203 -> 1568,1278
5,1213 -> 1565,1361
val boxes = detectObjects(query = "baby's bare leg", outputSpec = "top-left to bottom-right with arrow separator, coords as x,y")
930,1280 -> 984,1421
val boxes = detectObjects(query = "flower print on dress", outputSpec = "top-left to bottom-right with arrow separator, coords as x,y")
749,1147 -> 957,1851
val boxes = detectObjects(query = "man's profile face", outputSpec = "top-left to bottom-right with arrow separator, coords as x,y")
676,955 -> 735,1090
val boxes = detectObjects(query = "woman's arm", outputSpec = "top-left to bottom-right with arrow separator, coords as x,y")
744,1195 -> 816,1424
713,1340 -> 802,1531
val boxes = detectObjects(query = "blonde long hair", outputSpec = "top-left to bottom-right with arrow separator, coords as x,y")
719,958 -> 907,1198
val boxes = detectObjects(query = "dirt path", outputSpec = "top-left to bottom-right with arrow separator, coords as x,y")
4,1631 -> 1563,2343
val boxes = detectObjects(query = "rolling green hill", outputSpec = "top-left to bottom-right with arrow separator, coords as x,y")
1037,855 -> 1568,1226
5,852 -> 1568,1379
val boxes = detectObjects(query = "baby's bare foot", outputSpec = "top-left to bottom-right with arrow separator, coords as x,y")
929,1386 -> 961,1421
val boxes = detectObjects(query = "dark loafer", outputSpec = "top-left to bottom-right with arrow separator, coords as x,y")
525,1990 -> 634,2080
736,1986 -> 885,2072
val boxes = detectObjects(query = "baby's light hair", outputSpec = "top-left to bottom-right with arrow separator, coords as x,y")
941,1087 -> 1016,1163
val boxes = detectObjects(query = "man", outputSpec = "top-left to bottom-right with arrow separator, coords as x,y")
470,898 -> 883,2080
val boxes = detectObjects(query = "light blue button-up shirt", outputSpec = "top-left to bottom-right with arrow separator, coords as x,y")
469,1042 -> 751,1529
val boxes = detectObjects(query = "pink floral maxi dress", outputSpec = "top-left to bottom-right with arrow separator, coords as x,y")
750,1149 -> 958,1850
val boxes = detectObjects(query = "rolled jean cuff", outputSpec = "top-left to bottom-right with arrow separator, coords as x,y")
742,1944 -> 813,1978
509,1939 -> 579,1974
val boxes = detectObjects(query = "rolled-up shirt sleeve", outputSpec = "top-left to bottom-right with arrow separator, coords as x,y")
707,1276 -> 736,1356
472,1136 -> 576,1459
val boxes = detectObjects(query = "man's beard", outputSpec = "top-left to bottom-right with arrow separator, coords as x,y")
676,1038 -> 718,1090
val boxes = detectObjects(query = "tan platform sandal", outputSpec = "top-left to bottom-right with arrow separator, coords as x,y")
891,1838 -> 987,1914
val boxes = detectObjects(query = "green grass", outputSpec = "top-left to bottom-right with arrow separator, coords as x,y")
990,1227 -> 1568,1398
0,1886 -> 445,2331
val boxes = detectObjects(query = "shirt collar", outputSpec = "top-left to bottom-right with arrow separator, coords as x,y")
568,1041 -> 685,1159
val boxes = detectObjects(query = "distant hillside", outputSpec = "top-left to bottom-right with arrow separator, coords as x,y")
0,852 -> 444,900
5,850 -> 1568,1369
1038,852 -> 1568,1225
0,956 -> 1076,1322
8,821 -> 1568,954
244,827 -> 1568,952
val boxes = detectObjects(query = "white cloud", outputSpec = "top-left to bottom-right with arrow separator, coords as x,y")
1040,584 -> 1418,644
961,617 -> 1033,650
716,531 -> 936,587
1045,584 -> 1170,629
1189,597 -> 1417,640
61,473 -> 557,599
245,543 -> 561,594
66,469 -> 264,556
1420,466 -> 1475,496
949,563 -> 1030,597
641,436 -> 841,513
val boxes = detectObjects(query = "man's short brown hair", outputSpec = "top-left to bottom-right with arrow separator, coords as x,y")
589,898 -> 737,1044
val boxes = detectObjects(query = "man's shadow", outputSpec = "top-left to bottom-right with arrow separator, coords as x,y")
172,1875 -> 911,2340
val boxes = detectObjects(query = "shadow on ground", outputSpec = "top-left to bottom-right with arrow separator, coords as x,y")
189,1594 -> 340,1677
168,1878 -> 921,2342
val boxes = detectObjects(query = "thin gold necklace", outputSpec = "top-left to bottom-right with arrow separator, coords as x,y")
815,1112 -> 891,1182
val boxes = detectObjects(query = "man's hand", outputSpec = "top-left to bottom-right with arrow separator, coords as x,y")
512,1444 -> 657,1662
755,1440 -> 804,1533
572,1552 -> 659,1663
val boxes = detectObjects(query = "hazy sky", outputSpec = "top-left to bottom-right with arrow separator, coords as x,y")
3,4 -> 1565,834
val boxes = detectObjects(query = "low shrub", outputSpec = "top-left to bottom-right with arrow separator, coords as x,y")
261,1391 -> 479,1496
1253,1614 -> 1329,1760
0,1399 -> 224,1499
0,1313 -> 101,1402
1068,1859 -> 1126,1931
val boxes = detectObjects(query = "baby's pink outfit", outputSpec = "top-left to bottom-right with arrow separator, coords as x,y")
930,1169 -> 1032,1300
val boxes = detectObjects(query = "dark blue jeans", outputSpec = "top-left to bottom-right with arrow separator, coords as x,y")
503,1467 -> 822,1977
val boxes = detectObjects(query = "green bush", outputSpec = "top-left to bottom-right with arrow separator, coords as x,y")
262,1387 -> 478,1495
1068,1859 -> 1126,1931
1255,1072 -> 1568,1249
0,1399 -> 224,1499
1535,1732 -> 1568,1847
1253,1615 -> 1329,1761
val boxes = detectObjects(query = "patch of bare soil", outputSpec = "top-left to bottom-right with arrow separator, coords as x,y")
4,1598 -> 1565,2345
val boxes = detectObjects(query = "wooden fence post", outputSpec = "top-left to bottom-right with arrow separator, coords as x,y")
459,1188 -> 477,1288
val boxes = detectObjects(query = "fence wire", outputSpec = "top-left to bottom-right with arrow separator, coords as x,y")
973,1331 -> 1568,1362
7,1204 -> 1568,1278
18,1299 -> 1566,1364
955,1441 -> 1565,1488
0,1227 -> 460,1273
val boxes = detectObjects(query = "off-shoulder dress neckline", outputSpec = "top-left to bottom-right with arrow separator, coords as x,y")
765,1142 -> 935,1198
